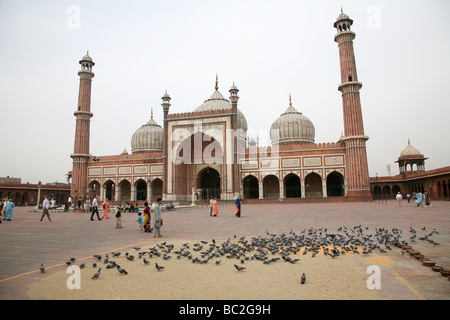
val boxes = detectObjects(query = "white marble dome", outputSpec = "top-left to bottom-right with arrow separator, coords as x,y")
195,82 -> 248,133
131,113 -> 163,153
270,100 -> 315,145
400,140 -> 422,157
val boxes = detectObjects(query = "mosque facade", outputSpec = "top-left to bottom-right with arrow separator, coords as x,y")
69,11 -> 374,205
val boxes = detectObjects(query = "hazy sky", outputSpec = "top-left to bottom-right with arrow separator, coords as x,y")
1,0 -> 449,184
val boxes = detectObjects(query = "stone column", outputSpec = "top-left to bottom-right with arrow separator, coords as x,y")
115,186 -> 121,202
279,179 -> 284,199
301,179 -> 306,198
131,185 -> 136,202
322,179 -> 328,197
259,180 -> 264,199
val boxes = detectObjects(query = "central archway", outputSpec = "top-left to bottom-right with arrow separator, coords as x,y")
198,167 -> 220,200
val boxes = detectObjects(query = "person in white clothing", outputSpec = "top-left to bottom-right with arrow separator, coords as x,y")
90,195 -> 101,220
396,192 -> 403,207
40,196 -> 52,223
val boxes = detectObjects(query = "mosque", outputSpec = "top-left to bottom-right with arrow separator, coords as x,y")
68,11 -> 373,205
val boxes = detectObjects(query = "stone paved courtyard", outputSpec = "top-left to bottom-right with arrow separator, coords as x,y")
0,200 -> 449,301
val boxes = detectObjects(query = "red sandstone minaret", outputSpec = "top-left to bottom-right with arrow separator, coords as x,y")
334,11 -> 371,200
70,52 -> 95,202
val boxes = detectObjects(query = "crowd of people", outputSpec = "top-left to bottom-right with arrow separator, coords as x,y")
395,191 -> 432,208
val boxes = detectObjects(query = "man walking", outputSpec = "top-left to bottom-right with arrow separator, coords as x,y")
90,195 -> 102,220
235,194 -> 242,217
40,196 -> 52,223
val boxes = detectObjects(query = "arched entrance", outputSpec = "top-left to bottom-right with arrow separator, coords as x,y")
135,179 -> 147,201
305,173 -> 322,198
88,180 -> 101,199
243,175 -> 259,199
284,173 -> 301,198
150,178 -> 163,202
174,132 -> 223,200
392,185 -> 401,196
198,167 -> 220,200
263,175 -> 279,199
119,180 -> 131,201
104,180 -> 115,201
326,171 -> 344,197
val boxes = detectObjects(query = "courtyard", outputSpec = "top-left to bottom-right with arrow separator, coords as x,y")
0,200 -> 449,302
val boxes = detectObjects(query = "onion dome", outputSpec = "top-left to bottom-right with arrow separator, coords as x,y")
400,139 -> 422,157
131,109 -> 163,153
195,76 -> 248,133
270,95 -> 315,145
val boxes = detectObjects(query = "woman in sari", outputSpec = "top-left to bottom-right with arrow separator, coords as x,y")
143,202 -> 152,232
102,199 -> 110,219
212,198 -> 218,217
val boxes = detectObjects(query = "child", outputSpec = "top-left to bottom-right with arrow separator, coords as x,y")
137,212 -> 143,231
115,205 -> 123,228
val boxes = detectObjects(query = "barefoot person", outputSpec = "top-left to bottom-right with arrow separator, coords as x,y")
153,198 -> 162,238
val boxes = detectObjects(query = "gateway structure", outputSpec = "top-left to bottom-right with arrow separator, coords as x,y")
69,11 -> 372,204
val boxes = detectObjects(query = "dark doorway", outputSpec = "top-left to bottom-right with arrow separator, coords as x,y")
305,173 -> 322,198
136,180 -> 147,201
326,172 -> 344,197
243,175 -> 259,199
199,167 -> 220,199
285,174 -> 301,198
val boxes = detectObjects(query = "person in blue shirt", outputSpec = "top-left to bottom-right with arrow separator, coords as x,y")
235,195 -> 242,218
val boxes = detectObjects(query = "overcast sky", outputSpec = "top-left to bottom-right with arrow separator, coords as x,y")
0,0 -> 449,184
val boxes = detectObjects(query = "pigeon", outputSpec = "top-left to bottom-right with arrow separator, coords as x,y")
215,260 -> 221,265
93,254 -> 102,260
112,252 -> 121,257
234,264 -> 246,271
91,268 -> 101,279
116,265 -> 128,275
70,257 -> 76,262
79,263 -> 86,269
301,273 -> 306,284
143,258 -> 150,265
92,262 -> 97,267
40,263 -> 45,273
126,255 -> 135,261
155,263 -> 165,271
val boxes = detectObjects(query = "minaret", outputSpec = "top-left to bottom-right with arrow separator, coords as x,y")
334,11 -> 371,200
161,90 -> 171,199
229,82 -> 239,198
71,52 -> 95,203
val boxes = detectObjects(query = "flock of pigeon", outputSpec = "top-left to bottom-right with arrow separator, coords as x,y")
39,225 -> 441,285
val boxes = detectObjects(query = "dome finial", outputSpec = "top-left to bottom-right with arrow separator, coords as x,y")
289,93 -> 292,107
341,6 -> 343,14
151,107 -> 154,119
215,74 -> 219,90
